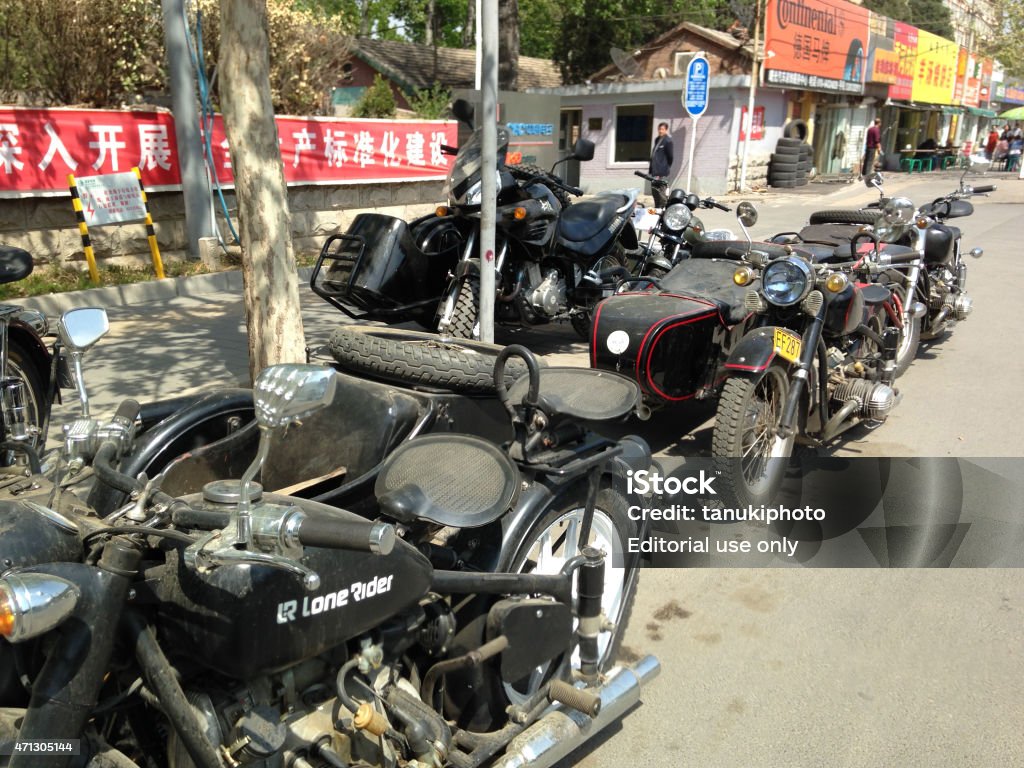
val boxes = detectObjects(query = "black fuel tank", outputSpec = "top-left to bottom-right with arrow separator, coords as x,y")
923,222 -> 954,266
156,498 -> 432,679
822,282 -> 865,337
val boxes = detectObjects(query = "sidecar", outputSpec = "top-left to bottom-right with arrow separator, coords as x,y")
591,251 -> 764,406
311,212 -> 463,326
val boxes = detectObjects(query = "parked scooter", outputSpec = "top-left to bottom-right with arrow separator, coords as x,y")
0,319 -> 660,766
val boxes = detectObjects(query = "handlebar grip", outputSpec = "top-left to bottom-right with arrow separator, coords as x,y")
634,170 -> 655,181
298,515 -> 396,555
114,399 -> 142,424
440,144 -> 459,155
972,184 -> 995,194
711,200 -> 731,211
565,184 -> 584,196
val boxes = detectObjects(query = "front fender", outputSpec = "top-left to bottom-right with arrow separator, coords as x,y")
724,327 -> 793,373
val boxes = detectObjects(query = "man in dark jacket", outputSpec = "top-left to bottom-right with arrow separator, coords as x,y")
862,117 -> 881,177
649,122 -> 674,207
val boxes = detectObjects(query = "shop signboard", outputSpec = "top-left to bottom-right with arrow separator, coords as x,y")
910,30 -> 958,104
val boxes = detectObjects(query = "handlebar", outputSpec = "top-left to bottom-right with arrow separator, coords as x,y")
297,515 -> 395,555
971,184 -> 995,194
440,144 -> 459,156
524,171 -> 582,197
703,198 -> 731,212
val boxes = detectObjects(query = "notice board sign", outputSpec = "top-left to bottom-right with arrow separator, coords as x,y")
74,171 -> 148,226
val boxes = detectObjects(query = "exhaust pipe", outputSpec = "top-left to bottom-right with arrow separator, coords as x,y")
490,655 -> 661,768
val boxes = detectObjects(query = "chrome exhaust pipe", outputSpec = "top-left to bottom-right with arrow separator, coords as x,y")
491,655 -> 661,768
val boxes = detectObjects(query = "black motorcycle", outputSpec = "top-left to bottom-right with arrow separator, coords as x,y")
311,103 -> 642,341
0,334 -> 660,767
630,171 -> 734,278
0,245 -> 72,471
710,208 -> 915,506
802,166 -> 992,343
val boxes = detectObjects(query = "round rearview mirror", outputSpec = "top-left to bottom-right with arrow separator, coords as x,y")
58,307 -> 109,353
736,202 -> 758,228
882,196 -> 914,226
865,172 -> 883,189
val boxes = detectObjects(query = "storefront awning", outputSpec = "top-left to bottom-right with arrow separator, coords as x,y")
966,107 -> 997,117
940,106 -> 960,115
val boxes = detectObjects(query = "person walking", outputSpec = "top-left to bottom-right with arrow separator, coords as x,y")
648,122 -> 674,208
862,117 -> 881,177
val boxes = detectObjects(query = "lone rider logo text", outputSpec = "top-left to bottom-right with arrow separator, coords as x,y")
276,574 -> 394,624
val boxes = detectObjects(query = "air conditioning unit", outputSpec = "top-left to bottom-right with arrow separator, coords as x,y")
673,52 -> 696,76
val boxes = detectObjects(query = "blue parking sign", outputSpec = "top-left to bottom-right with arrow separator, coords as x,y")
684,55 -> 710,118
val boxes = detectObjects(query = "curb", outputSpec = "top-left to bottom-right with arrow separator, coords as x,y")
7,267 -> 315,315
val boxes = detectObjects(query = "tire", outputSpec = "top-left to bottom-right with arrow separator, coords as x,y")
2,342 -> 46,461
446,276 -> 481,340
501,486 -> 638,703
783,119 -> 809,141
890,286 -> 921,377
327,325 -> 530,394
807,209 -> 882,225
571,250 -> 628,340
769,171 -> 797,182
798,144 -> 812,158
712,365 -> 795,508
770,154 -> 799,168
770,179 -> 797,188
776,137 -> 803,150
773,144 -> 802,157
508,163 -> 571,209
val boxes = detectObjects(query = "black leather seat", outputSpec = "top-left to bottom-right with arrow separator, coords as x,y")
557,194 -> 631,242
0,245 -> 33,285
660,259 -> 755,325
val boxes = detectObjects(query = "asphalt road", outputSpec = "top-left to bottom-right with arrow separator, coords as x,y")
31,169 -> 1024,767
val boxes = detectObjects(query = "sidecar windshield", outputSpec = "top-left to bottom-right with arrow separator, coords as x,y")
444,125 -> 510,205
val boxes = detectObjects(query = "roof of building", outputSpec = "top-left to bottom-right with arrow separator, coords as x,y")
353,38 -> 563,92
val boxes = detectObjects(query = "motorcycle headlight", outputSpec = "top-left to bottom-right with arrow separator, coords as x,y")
762,257 -> 812,307
662,203 -> 692,232
0,573 -> 79,643
464,180 -> 483,205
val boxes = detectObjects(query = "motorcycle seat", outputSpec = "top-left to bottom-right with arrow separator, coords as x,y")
659,258 -> 756,325
506,367 -> 640,422
920,199 -> 973,219
690,239 -> 814,263
0,245 -> 33,285
557,193 -> 632,242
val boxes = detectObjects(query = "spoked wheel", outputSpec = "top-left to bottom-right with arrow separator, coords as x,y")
501,487 -> 637,705
712,364 -> 795,508
1,343 -> 46,465
890,286 -> 921,377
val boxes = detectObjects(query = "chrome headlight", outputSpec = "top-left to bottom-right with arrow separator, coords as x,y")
662,203 -> 692,232
464,180 -> 483,205
762,257 -> 812,307
882,197 -> 914,225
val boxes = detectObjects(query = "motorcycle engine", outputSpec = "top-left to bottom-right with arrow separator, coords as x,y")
524,265 -> 567,318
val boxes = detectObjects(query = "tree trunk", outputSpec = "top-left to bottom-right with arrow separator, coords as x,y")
425,0 -> 436,45
464,0 -> 475,47
498,0 -> 519,91
219,0 -> 307,383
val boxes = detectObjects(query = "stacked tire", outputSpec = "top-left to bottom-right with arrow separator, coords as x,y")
768,121 -> 812,189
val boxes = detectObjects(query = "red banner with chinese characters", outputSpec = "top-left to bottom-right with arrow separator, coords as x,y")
739,106 -> 766,140
0,108 -> 456,196
763,0 -> 870,94
889,22 -> 917,101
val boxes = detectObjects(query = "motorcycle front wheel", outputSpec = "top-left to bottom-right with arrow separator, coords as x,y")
571,250 -> 629,340
712,364 -> 795,508
442,276 -> 480,341
2,342 -> 46,461
500,486 -> 637,705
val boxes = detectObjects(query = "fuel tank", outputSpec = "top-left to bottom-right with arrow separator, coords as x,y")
923,222 -> 955,266
155,496 -> 432,679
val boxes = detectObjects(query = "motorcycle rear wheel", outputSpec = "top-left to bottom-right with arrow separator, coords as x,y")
501,486 -> 637,705
328,325 -> 529,394
712,365 -> 795,508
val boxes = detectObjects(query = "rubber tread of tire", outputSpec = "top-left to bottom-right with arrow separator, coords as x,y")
328,326 -> 530,394
508,164 -> 571,208
773,144 -> 801,157
775,137 -> 803,149
782,120 -> 809,141
807,209 -> 882,225
770,180 -> 797,188
770,154 -> 799,167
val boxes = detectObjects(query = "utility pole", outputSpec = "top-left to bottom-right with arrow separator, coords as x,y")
479,0 -> 497,342
738,0 -> 763,193
160,0 -> 215,259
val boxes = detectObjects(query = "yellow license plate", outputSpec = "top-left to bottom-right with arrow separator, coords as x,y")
773,328 -> 802,363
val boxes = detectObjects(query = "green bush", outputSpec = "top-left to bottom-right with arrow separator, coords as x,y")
408,83 -> 452,120
350,74 -> 397,119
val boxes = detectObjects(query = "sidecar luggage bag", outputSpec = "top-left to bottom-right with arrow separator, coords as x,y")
313,213 -> 450,314
592,260 -> 753,401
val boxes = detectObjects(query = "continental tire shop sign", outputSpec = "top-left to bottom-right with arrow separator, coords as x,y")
764,0 -> 870,94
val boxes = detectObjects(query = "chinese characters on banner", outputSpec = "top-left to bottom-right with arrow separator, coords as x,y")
910,30 -> 958,104
0,108 -> 456,196
889,22 -> 917,100
739,106 -> 766,140
763,0 -> 870,94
